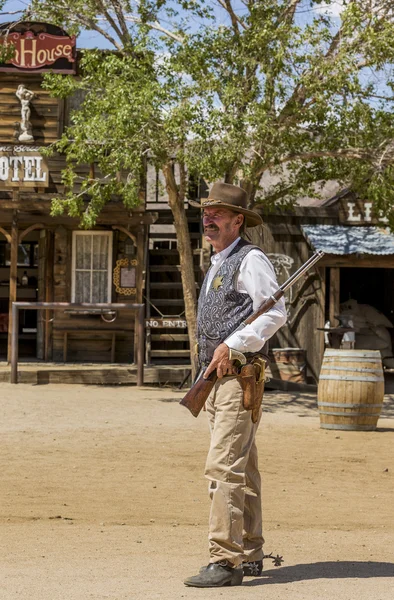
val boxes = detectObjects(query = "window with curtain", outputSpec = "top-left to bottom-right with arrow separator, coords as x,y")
71,232 -> 113,303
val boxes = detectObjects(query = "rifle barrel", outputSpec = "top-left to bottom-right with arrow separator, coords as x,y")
280,250 -> 324,294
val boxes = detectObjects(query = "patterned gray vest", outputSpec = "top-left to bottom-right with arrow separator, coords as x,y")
197,239 -> 269,367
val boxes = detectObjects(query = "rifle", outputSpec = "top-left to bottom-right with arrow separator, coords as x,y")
180,250 -> 325,417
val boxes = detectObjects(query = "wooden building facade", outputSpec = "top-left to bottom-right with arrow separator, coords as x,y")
143,187 -> 394,385
0,22 -> 156,365
2,22 -> 392,385
248,195 -> 394,384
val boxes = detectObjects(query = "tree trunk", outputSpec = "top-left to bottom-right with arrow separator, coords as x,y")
241,179 -> 257,210
162,163 -> 199,379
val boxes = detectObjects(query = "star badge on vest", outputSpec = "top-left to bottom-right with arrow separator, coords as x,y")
212,275 -> 224,291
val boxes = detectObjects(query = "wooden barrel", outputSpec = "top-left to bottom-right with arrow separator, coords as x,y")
318,349 -> 384,431
270,348 -> 306,383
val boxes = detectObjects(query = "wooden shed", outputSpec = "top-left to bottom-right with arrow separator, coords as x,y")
249,192 -> 394,384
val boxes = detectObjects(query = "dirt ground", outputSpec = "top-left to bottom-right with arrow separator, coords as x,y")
0,382 -> 393,600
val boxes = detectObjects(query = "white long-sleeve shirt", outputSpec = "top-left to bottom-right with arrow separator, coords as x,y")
205,237 -> 287,353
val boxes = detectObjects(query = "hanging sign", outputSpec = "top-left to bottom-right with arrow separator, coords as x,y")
0,22 -> 76,73
113,258 -> 137,296
145,319 -> 187,329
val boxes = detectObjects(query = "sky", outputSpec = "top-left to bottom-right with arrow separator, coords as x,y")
0,0 -> 344,51
0,0 -> 113,49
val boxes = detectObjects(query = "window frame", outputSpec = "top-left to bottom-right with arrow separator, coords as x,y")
71,231 -> 113,303
0,241 -> 38,267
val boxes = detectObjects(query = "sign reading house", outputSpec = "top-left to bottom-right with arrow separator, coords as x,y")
0,22 -> 76,73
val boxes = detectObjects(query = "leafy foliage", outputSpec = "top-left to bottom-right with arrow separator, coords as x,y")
2,0 -> 393,373
4,0 -> 394,223
170,1 -> 394,217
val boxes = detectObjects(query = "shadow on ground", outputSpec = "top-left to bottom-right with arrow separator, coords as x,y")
380,395 -> 394,418
162,389 -> 394,423
262,392 -> 394,421
244,561 -> 394,586
263,392 -> 317,416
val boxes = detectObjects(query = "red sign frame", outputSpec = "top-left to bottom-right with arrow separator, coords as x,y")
0,30 -> 76,73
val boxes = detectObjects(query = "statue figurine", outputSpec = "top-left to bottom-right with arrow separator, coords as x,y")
15,84 -> 35,142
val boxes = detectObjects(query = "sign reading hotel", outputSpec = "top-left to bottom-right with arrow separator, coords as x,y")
0,23 -> 76,73
0,147 -> 49,188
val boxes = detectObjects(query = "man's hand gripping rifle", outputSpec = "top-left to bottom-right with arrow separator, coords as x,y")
180,250 -> 325,417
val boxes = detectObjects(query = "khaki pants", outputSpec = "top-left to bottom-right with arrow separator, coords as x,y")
205,376 -> 264,567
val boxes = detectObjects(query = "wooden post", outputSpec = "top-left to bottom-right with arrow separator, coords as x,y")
7,211 -> 18,363
10,302 -> 19,383
319,266 -> 326,362
137,305 -> 144,386
37,230 -> 46,360
329,267 -> 340,327
134,224 -> 145,365
145,237 -> 151,366
44,231 -> 54,360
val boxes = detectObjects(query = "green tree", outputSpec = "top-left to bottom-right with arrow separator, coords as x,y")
2,0 -> 213,377
3,0 -> 394,373
173,0 -> 394,221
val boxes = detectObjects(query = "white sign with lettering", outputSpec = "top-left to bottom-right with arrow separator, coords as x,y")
0,152 -> 49,187
342,200 -> 389,224
145,319 -> 187,329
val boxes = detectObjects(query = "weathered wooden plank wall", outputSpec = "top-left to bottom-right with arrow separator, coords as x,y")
50,226 -> 139,363
0,75 -> 60,144
249,218 -> 326,382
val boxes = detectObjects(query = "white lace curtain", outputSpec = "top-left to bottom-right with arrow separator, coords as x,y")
74,233 -> 111,303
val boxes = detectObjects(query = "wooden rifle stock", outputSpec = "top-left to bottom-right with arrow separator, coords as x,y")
180,249 -> 324,417
180,370 -> 218,417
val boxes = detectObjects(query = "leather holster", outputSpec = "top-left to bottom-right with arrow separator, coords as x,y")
239,357 -> 265,423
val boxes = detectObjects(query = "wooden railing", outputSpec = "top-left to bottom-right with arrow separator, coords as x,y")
10,302 -> 145,385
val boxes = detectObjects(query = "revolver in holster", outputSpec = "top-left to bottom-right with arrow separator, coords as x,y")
238,357 -> 266,423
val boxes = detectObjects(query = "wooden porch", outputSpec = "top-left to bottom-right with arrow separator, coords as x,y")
0,361 -> 191,386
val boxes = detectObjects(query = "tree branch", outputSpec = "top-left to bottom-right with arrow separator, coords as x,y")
0,10 -> 24,15
29,0 -> 125,51
254,147 -> 373,181
275,0 -> 302,27
368,93 -> 394,101
96,0 -> 125,44
72,13 -> 124,51
254,182 -> 303,206
123,15 -> 184,43
217,0 -> 247,32
277,22 -> 345,126
109,0 -> 132,45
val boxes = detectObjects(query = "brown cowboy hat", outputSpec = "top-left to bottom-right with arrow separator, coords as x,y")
189,182 -> 263,227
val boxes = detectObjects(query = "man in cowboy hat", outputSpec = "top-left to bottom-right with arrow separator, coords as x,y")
184,182 -> 287,588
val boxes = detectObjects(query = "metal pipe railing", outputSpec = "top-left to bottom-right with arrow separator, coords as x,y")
11,302 -> 145,385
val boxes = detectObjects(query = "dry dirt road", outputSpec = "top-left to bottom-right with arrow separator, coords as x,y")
0,382 -> 393,600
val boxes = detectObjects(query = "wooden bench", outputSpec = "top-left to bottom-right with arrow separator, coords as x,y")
58,329 -> 132,363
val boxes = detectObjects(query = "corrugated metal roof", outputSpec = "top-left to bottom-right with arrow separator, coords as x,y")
301,225 -> 394,255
